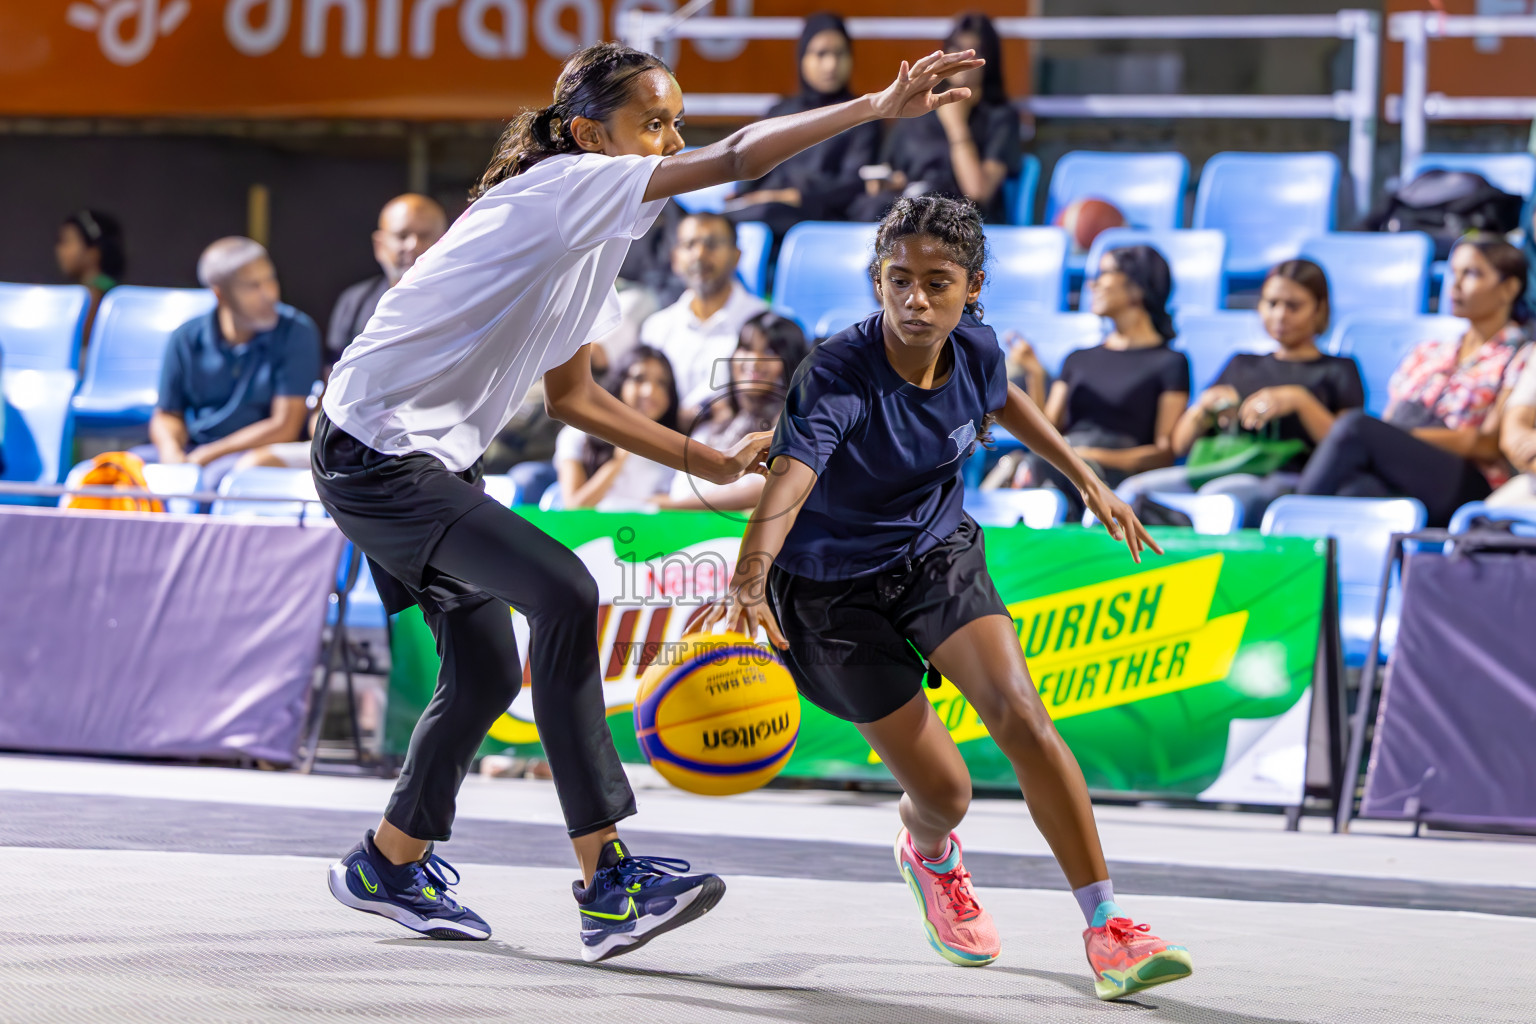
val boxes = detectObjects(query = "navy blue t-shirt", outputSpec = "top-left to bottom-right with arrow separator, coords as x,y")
770,312 -> 1009,580
157,304 -> 321,445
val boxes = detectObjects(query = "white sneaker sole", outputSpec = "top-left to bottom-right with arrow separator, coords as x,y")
327,861 -> 491,940
580,875 -> 726,963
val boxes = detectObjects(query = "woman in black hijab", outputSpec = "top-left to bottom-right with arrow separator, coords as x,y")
852,12 -> 1022,223
726,13 -> 881,240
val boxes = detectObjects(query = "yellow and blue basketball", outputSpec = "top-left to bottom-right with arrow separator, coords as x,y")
632,631 -> 801,797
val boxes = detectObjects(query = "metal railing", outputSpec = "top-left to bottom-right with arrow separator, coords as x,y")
619,11 -> 1381,214
1390,12 -> 1536,180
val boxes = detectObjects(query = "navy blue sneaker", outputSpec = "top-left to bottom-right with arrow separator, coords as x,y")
327,830 -> 491,940
573,839 -> 726,962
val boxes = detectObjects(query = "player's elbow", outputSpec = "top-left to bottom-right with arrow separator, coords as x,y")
723,131 -> 768,183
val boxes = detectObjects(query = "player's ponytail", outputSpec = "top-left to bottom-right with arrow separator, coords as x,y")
473,42 -> 673,199
868,195 -> 990,318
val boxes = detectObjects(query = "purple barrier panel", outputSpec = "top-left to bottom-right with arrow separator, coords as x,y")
1362,550 -> 1536,831
0,507 -> 344,764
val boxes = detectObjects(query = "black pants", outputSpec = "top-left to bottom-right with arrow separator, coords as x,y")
388,503 -> 635,841
1295,410 -> 1491,527
312,415 -> 634,841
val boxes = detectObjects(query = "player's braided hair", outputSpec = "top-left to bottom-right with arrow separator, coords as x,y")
867,195 -> 989,319
473,43 -> 672,198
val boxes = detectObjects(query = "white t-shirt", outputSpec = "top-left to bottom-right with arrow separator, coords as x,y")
554,425 -> 674,510
324,152 -> 667,472
638,281 -> 768,411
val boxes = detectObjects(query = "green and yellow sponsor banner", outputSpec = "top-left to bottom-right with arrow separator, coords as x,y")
386,512 -> 1327,803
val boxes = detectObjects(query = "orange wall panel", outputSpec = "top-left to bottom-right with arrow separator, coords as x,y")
1384,0 -> 1536,109
0,1 -> 1030,119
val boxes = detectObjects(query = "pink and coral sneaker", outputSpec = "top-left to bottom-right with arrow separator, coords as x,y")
893,828 -> 1000,967
1084,914 -> 1193,1000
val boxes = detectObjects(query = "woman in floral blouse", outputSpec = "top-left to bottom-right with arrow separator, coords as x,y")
1296,235 -> 1531,525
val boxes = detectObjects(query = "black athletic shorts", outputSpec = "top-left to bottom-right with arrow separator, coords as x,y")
766,515 -> 1011,724
311,410 -> 496,616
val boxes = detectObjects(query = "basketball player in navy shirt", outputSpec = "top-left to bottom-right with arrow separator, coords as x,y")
705,196 -> 1193,1000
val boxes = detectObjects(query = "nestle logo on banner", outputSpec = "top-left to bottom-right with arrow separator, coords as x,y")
66,1 -> 756,67
701,712 -> 792,752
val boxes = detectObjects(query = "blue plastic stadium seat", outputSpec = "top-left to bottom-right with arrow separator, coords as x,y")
211,465 -> 324,519
1327,313 -> 1463,417
330,542 -> 388,631
1171,311 -> 1277,396
1446,501 -> 1536,537
1297,233 -> 1433,318
979,311 -> 1104,376
1002,154 -> 1043,226
1085,228 -> 1228,315
1086,491 -> 1243,535
963,487 -> 1067,529
72,286 -> 216,432
1404,152 -> 1536,203
773,222 -> 877,340
1045,151 -> 1190,230
735,221 -> 771,297
0,284 -> 91,372
1,369 -> 78,500
812,307 -> 875,339
538,480 -> 565,511
1261,495 -> 1426,666
1194,152 -> 1339,287
983,226 -> 1070,314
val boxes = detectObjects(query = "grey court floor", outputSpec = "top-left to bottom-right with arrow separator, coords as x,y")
2,755 -> 1532,1024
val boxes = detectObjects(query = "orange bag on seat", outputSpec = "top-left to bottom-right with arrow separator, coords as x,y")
63,451 -> 165,513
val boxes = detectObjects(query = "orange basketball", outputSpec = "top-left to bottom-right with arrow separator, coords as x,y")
1056,197 -> 1127,252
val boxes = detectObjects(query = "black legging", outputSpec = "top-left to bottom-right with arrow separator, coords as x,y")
1295,410 -> 1491,526
385,501 -> 635,841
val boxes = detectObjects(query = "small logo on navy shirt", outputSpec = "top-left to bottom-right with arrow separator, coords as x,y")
942,420 -> 978,466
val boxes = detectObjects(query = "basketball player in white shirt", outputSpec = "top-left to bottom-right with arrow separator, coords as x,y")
315,39 -> 983,961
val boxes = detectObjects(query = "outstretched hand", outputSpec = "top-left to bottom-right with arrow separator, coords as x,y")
1081,479 -> 1163,565
870,49 -> 986,120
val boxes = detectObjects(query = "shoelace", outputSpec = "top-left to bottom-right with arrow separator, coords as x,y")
1103,917 -> 1152,943
408,852 -> 463,909
933,865 -> 982,922
612,854 -> 693,892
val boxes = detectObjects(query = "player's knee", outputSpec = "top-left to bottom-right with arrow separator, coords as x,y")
486,658 -> 523,707
986,687 -> 1056,754
539,566 -> 599,621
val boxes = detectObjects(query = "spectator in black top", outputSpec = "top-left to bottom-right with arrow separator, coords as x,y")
326,194 -> 448,368
1117,259 -> 1365,525
56,209 -> 125,353
994,245 -> 1188,519
852,13 -> 1021,223
724,14 -> 879,246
